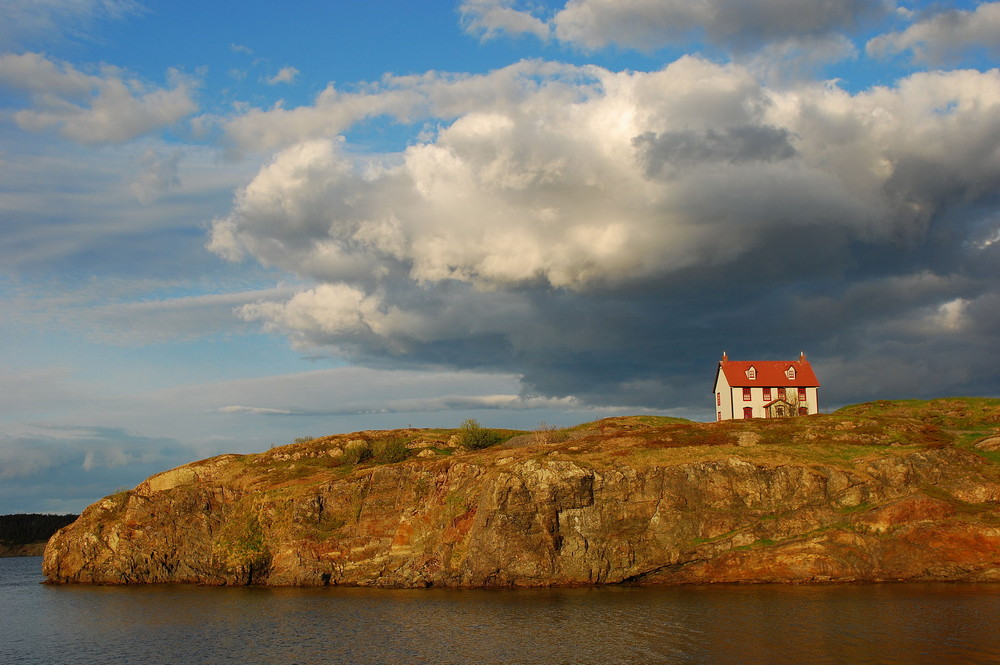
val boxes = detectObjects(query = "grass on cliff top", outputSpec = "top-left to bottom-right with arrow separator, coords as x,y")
564,415 -> 693,434
834,398 -> 1000,466
835,397 -> 1000,429
240,424 -> 532,489
559,421 -> 915,472
209,398 -> 1000,491
539,400 -> 1000,472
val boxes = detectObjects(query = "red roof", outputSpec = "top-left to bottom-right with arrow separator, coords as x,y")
716,354 -> 820,388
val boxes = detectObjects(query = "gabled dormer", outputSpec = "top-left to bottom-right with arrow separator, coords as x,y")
746,366 -> 756,380
785,366 -> 796,380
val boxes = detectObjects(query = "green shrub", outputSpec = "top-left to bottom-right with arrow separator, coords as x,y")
372,437 -> 411,464
342,440 -> 373,465
459,418 -> 505,450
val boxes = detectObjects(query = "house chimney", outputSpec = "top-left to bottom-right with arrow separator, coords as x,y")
799,351 -> 806,362
722,351 -> 728,363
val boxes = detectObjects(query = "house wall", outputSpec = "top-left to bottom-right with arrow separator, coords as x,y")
713,382 -> 819,421
713,373 -> 734,421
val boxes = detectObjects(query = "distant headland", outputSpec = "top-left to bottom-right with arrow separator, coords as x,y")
1,514 -> 78,557
44,398 -> 1000,587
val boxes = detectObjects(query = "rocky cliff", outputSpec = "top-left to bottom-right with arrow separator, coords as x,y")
44,399 -> 1000,587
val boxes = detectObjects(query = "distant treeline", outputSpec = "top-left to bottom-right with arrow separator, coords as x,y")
0,514 -> 78,546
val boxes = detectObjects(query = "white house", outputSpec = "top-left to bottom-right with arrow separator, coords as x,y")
713,352 -> 820,421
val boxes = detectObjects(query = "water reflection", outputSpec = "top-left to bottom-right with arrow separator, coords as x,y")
2,558 -> 999,665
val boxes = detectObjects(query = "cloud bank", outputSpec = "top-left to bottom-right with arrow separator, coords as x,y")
210,56 -> 1000,408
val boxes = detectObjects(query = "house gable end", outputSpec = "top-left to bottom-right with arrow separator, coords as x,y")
712,362 -> 731,393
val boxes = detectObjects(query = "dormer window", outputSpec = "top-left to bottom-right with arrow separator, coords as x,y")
785,366 -> 796,380
746,366 -> 756,380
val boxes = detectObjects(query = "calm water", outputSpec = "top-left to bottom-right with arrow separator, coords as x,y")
2,557 -> 999,665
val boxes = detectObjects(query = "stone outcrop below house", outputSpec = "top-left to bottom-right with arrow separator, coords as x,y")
44,399 -> 1000,587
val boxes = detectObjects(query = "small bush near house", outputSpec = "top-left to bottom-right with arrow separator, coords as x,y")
459,418 -> 505,450
372,437 -> 411,464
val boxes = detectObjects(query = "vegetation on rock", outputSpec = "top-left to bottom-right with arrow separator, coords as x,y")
341,440 -> 374,465
372,436 -> 411,464
458,418 -> 506,450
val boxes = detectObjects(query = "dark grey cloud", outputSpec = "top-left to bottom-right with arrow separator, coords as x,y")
634,125 -> 798,178
459,0 -> 890,55
551,0 -> 889,53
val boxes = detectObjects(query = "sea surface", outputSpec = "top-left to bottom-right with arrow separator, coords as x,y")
3,556 -> 999,665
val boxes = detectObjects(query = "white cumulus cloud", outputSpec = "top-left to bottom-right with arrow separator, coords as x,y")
460,0 -> 551,41
266,66 -> 300,85
867,2 -> 1000,64
0,52 -> 198,144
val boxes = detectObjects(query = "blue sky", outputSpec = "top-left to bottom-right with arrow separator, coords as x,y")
2,0 -> 999,514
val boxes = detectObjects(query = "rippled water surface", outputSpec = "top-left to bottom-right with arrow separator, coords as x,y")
3,557 -> 999,664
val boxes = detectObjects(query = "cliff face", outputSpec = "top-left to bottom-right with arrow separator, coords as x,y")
44,399 -> 1000,587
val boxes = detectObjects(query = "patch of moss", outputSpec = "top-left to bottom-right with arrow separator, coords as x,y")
214,512 -> 271,584
303,515 -> 348,542
444,490 -> 472,523
837,502 -> 873,514
953,431 -> 1000,465
733,538 -> 776,552
106,489 -> 131,508
690,527 -> 745,546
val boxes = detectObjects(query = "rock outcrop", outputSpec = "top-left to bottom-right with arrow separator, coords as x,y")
44,399 -> 1000,587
